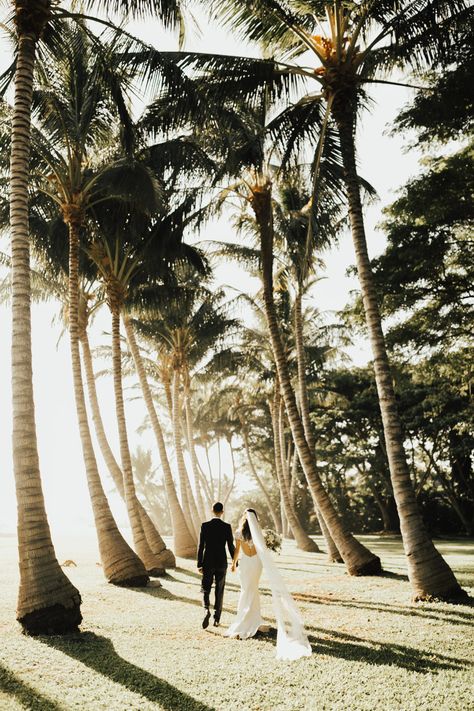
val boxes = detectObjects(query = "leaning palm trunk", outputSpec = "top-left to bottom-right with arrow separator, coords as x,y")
252,180 -> 381,575
335,113 -> 463,597
294,289 -> 342,563
123,315 -> 196,558
81,329 -> 175,569
10,21 -> 82,634
183,382 -> 207,520
110,304 -> 163,575
65,221 -> 149,586
223,438 -> 237,507
171,371 -> 201,537
272,393 -> 320,552
242,429 -> 282,533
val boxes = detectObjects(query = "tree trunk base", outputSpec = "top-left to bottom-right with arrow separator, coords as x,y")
413,585 -> 469,604
348,555 -> 383,576
296,538 -> 320,553
155,549 -> 176,569
176,548 -> 198,560
147,568 -> 165,579
18,601 -> 82,636
111,574 -> 149,588
327,553 -> 344,564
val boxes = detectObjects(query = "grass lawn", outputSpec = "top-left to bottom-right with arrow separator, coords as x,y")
0,533 -> 473,711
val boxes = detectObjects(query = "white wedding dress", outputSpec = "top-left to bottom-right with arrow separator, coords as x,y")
225,512 -> 312,661
225,533 -> 264,640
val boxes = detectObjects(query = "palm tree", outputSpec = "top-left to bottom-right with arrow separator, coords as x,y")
24,24 -> 169,578
123,317 -> 197,558
154,0 -> 468,596
134,283 -> 238,531
5,0 -> 195,630
6,1 -> 84,634
202,0 -> 468,598
271,384 -> 320,551
79,297 -> 175,569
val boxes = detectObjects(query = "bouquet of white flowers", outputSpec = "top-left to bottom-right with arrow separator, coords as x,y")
263,528 -> 282,553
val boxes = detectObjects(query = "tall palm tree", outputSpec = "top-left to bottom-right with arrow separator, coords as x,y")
4,0 -> 195,631
123,317 -> 197,558
164,0 -> 468,597
79,297 -> 176,569
271,384 -> 319,551
134,283 -> 238,530
6,1 -> 83,635
24,24 -> 168,578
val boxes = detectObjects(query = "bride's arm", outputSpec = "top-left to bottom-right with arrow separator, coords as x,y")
231,540 -> 241,572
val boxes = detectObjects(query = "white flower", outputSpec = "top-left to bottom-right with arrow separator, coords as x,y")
263,528 -> 282,553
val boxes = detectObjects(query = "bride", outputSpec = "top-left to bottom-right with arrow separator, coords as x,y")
225,508 -> 312,661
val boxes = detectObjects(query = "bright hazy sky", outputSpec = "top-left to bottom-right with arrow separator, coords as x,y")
0,7 -> 422,540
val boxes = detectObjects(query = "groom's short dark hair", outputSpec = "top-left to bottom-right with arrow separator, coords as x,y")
213,502 -> 224,514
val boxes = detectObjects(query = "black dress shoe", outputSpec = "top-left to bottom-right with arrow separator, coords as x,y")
202,609 -> 211,629
213,620 -> 220,627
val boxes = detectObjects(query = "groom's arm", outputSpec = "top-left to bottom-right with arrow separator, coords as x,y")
226,523 -> 235,560
197,524 -> 205,569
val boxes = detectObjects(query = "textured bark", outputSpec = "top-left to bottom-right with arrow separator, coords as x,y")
294,289 -> 343,562
110,305 -> 163,575
171,371 -> 200,537
65,218 -> 149,587
336,113 -> 464,598
81,330 -> 175,569
11,26 -> 82,633
253,181 -> 381,575
272,394 -> 319,552
123,315 -> 196,558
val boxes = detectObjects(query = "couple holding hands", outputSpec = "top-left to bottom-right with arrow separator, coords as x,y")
197,502 -> 312,661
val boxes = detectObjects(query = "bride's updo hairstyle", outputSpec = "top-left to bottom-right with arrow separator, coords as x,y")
240,508 -> 258,541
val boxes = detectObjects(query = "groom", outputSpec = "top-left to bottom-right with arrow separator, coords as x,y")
197,502 -> 235,629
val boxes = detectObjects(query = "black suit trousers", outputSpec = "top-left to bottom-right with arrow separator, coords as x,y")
201,567 -> 227,621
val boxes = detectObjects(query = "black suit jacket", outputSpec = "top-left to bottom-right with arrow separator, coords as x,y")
197,518 -> 235,570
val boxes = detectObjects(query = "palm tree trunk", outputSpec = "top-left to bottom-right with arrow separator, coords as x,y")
335,114 -> 463,598
252,181 -> 381,575
272,393 -> 319,552
204,443 -> 216,502
223,439 -> 237,506
183,385 -> 208,520
171,370 -> 200,538
242,429 -> 282,533
80,328 -> 175,569
110,304 -> 163,575
64,218 -> 150,587
123,315 -> 196,558
294,288 -> 343,562
10,22 -> 82,634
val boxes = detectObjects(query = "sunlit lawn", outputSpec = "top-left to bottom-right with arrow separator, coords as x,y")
0,533 -> 473,711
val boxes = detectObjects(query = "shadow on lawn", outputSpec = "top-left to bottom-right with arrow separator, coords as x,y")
40,633 -> 216,711
0,663 -> 65,711
252,627 -> 473,673
292,592 -> 474,626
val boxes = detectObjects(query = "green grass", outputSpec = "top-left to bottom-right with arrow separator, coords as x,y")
1,533 -> 473,711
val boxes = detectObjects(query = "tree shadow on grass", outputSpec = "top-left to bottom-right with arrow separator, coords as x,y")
0,662 -> 66,711
250,627 -> 473,673
292,592 -> 474,626
40,632 -> 216,711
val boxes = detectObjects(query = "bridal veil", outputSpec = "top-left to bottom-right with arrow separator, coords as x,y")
246,510 -> 312,661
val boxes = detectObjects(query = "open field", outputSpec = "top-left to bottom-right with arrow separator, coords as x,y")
0,534 -> 473,711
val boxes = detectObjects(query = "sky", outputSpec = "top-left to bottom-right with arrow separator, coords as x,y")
0,7 -> 422,540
